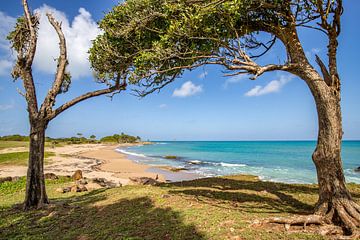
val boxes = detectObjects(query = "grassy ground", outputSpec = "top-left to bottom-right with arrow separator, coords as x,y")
1,175 -> 359,240
0,151 -> 55,166
0,141 -> 29,150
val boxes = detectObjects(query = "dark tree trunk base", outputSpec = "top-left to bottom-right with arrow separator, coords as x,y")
24,124 -> 49,210
265,197 -> 360,238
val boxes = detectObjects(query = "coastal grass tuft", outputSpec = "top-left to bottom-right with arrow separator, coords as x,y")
1,175 -> 359,239
0,151 -> 55,166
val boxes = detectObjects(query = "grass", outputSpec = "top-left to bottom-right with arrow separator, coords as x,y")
1,175 -> 359,239
0,151 -> 55,166
0,141 -> 29,150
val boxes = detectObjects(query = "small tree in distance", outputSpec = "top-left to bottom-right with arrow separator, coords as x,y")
7,0 -> 127,209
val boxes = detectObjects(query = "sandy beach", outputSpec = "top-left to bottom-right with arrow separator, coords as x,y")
0,143 -> 199,186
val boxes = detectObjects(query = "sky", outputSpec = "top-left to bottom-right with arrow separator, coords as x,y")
0,1 -> 359,141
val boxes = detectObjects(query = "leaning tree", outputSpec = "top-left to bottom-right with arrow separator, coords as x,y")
7,0 -> 127,209
89,0 -> 360,235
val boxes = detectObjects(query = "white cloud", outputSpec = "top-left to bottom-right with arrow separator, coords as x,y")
244,74 -> 293,97
33,5 -> 101,79
223,74 -> 248,89
0,7 -> 100,79
198,71 -> 208,79
159,104 -> 167,108
0,102 -> 14,111
0,11 -> 16,76
0,59 -> 12,76
172,81 -> 203,98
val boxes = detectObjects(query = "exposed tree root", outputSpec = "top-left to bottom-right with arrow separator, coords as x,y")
264,198 -> 360,238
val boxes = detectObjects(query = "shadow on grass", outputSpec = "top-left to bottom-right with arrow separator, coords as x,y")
164,176 -> 320,214
0,189 -> 204,240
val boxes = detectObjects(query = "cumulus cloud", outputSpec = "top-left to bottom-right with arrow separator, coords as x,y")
244,74 -> 293,97
198,71 -> 208,79
173,81 -> 203,98
0,6 -> 100,79
33,5 -> 101,79
0,101 -> 14,111
223,74 -> 248,89
0,11 -> 16,76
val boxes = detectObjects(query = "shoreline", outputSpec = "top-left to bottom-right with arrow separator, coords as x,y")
0,143 -> 201,185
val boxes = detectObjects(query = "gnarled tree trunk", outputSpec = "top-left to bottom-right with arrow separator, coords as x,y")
302,68 -> 360,232
24,120 -> 48,209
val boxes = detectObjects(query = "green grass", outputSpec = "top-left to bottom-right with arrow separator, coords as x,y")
0,141 -> 29,150
1,175 -> 359,239
0,151 -> 55,166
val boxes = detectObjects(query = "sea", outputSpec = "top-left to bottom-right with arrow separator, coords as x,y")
116,141 -> 360,184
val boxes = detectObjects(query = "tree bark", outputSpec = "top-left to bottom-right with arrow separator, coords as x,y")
301,67 -> 360,232
24,120 -> 48,209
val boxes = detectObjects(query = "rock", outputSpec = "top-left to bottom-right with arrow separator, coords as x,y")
63,187 -> 72,193
0,177 -> 12,184
355,167 -> 360,172
78,184 -> 88,192
168,167 -> 188,172
91,178 -> 107,187
91,178 -> 120,188
129,177 -> 159,186
76,179 -> 88,185
55,188 -> 64,193
45,173 -> 58,180
71,185 -> 80,192
164,155 -> 178,159
72,170 -> 83,181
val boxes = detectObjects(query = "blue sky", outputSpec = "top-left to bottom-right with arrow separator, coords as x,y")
0,1 -> 359,141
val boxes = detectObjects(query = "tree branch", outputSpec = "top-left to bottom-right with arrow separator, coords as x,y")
22,0 -> 37,68
39,13 -> 68,118
49,81 -> 127,120
21,0 -> 39,117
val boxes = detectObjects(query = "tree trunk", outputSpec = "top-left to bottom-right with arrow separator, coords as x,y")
24,121 -> 49,209
304,69 -> 360,232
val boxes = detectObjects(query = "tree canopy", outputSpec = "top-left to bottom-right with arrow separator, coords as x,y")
90,0 -> 341,96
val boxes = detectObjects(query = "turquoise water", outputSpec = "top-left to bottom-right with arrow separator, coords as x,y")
117,141 -> 360,184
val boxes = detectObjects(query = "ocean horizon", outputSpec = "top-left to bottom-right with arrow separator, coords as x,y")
117,140 -> 360,184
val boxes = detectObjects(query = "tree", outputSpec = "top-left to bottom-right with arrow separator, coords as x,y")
90,135 -> 96,140
7,0 -> 127,209
89,0 -> 360,235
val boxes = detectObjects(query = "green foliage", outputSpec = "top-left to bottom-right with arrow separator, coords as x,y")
100,133 -> 141,143
7,15 -> 39,80
0,135 -> 30,142
0,152 -> 55,166
89,0 -> 330,96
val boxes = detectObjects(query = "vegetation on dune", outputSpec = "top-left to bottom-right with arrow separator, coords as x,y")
0,151 -> 55,166
1,175 -> 359,239
0,132 -> 142,147
100,133 -> 141,143
0,134 -> 30,142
